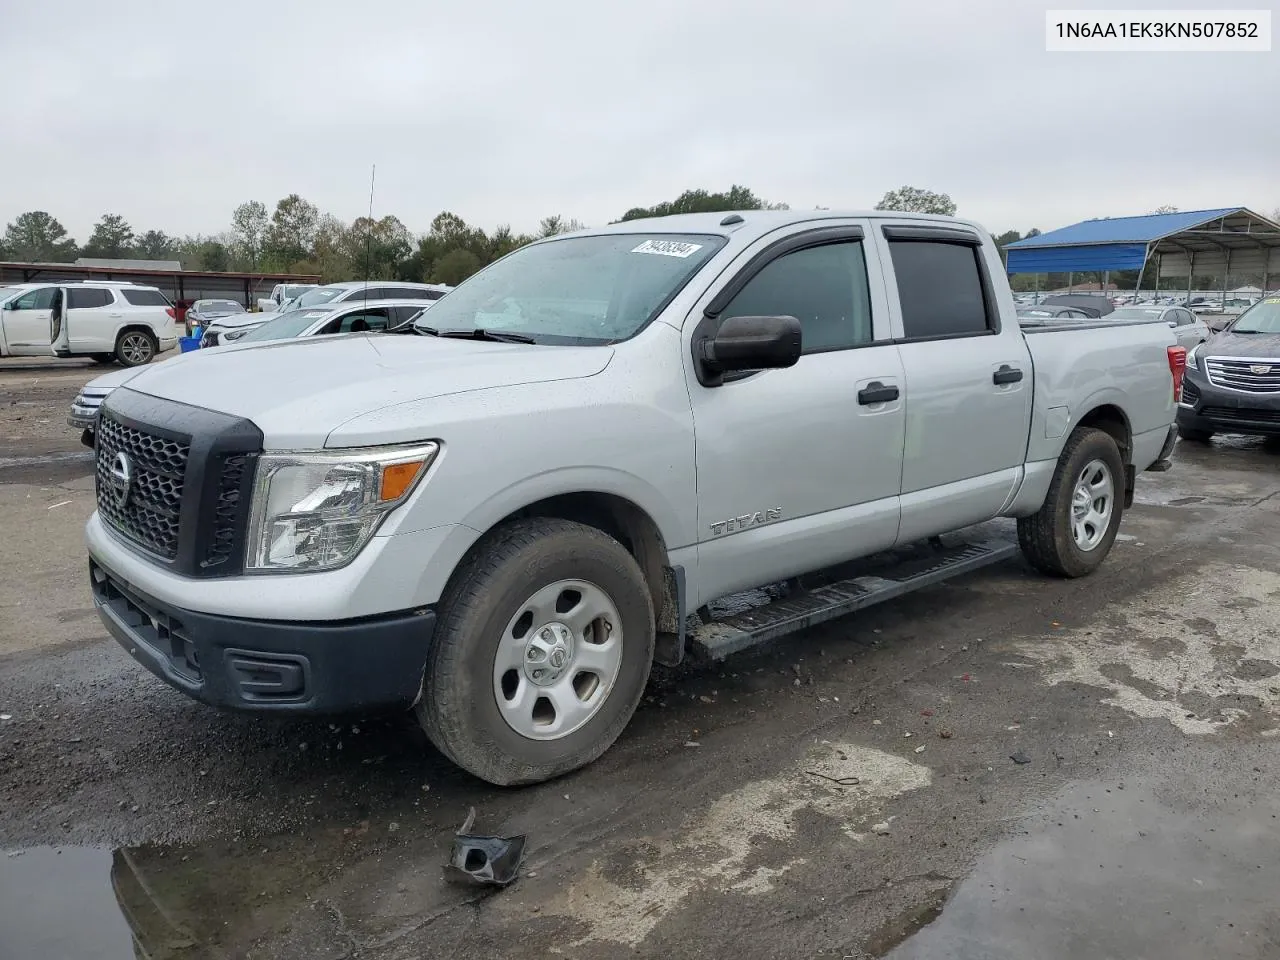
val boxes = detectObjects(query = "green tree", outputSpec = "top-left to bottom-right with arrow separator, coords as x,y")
2,211 -> 78,261
263,194 -> 319,267
538,215 -> 586,237
134,230 -> 174,259
82,213 -> 136,258
344,215 -> 413,279
619,184 -> 785,221
430,248 -> 482,285
874,186 -> 957,216
1151,205 -> 1179,214
231,200 -> 269,268
198,241 -> 230,272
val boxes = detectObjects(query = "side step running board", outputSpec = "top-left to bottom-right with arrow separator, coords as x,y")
689,538 -> 1019,661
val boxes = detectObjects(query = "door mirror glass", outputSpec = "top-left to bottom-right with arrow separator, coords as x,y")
699,315 -> 802,378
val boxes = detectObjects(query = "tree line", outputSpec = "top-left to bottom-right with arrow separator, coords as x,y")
7,185 -> 1262,290
0,184 -> 787,286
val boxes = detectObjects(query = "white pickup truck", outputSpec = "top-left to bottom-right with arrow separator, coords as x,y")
85,211 -> 1184,785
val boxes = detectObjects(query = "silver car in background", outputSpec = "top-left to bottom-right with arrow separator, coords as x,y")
1106,305 -> 1208,350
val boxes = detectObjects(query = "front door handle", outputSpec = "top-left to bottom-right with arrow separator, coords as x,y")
993,365 -> 1023,385
857,382 -> 899,405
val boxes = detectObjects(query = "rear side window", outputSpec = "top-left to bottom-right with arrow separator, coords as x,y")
67,287 -> 115,309
120,288 -> 171,306
390,305 -> 425,327
1175,309 -> 1194,325
385,286 -> 442,300
889,241 -> 992,339
721,241 -> 874,354
319,308 -> 390,335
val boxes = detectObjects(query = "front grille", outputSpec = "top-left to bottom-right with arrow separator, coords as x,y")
1182,378 -> 1201,404
96,413 -> 190,559
1204,357 -> 1280,394
205,455 -> 248,568
1201,406 -> 1280,425
201,330 -> 220,347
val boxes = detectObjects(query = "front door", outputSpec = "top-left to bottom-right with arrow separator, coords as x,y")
685,222 -> 906,606
871,223 -> 1034,541
3,286 -> 56,354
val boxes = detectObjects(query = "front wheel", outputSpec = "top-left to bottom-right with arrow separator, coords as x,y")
1018,427 -> 1125,578
417,518 -> 655,786
115,330 -> 157,367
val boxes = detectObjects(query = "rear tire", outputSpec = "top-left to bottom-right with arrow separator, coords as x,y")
417,518 -> 655,786
1177,425 -> 1214,443
115,330 -> 157,367
1018,427 -> 1125,578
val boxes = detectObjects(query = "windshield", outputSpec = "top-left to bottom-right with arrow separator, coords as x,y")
1231,298 -> 1280,334
293,286 -> 349,308
197,300 -> 243,314
1108,307 -> 1165,320
413,233 -> 725,344
239,308 -> 334,342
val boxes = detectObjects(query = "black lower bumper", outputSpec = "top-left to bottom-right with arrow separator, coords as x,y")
91,560 -> 434,714
1178,372 -> 1280,437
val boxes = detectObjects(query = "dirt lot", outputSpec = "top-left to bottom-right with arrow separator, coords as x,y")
2,357 -> 1279,960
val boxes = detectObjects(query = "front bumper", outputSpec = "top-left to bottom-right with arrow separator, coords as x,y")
91,557 -> 435,714
1177,367 -> 1280,436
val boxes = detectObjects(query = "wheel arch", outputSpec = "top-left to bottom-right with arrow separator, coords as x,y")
1075,402 -> 1134,507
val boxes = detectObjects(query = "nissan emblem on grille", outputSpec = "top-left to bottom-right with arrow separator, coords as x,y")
109,451 -> 134,508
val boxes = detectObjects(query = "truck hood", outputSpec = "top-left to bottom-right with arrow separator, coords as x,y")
1202,331 -> 1280,358
119,334 -> 613,446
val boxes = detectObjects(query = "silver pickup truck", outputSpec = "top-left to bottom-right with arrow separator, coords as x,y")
84,211 -> 1184,785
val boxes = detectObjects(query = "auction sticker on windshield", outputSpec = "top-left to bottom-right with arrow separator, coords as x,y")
631,239 -> 704,258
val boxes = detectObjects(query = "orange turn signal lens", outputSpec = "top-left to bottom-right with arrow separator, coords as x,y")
380,461 -> 425,502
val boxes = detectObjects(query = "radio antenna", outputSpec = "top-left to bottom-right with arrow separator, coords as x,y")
363,163 -> 376,303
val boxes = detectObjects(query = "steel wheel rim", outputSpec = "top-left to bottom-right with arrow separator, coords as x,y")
1071,458 -> 1114,551
492,578 -> 623,741
121,333 -> 152,364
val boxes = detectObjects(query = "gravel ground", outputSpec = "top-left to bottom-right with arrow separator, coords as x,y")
1,358 -> 1278,959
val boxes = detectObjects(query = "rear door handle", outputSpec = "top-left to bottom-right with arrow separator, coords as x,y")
857,382 -> 899,405
993,365 -> 1023,385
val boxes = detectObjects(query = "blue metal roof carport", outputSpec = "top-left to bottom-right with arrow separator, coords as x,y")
1004,207 -> 1280,295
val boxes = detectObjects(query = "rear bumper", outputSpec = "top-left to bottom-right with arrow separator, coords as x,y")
1178,369 -> 1280,436
91,558 -> 434,714
1145,424 -> 1178,472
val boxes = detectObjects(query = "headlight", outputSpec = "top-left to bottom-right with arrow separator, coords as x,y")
1186,344 -> 1200,368
223,327 -> 251,341
246,443 -> 439,572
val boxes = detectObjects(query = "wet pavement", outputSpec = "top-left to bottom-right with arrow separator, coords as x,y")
2,362 -> 1279,959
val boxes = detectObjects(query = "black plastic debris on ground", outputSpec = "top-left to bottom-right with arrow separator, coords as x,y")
448,806 -> 527,887
1010,751 -> 1032,765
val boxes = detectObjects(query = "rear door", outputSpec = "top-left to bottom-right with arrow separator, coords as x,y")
872,222 -> 1034,541
65,285 -> 118,352
1170,308 -> 1206,348
684,221 -> 906,603
2,286 -> 56,352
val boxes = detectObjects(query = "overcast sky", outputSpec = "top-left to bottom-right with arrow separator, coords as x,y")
4,0 -> 1278,242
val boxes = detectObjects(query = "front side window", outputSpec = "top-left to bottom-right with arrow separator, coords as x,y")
67,287 -> 114,309
414,233 -> 725,345
720,241 -> 873,353
889,240 -> 992,339
11,287 -> 56,310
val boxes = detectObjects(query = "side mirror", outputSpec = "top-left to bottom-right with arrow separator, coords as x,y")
696,315 -> 802,385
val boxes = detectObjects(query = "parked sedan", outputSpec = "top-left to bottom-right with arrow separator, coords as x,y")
71,299 -> 433,443
1105,305 -> 1208,350
186,299 -> 247,332
1016,305 -> 1095,321
1176,298 -> 1280,442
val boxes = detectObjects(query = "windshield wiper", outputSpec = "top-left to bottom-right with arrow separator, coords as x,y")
436,328 -> 537,344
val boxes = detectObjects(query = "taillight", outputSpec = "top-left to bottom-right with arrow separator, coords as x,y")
1167,345 -> 1187,403
165,307 -> 176,319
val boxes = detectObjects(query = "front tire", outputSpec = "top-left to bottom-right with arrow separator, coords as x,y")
1018,427 -> 1125,578
417,518 -> 655,786
115,330 -> 157,367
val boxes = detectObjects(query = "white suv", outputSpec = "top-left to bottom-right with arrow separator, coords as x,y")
0,281 -> 177,366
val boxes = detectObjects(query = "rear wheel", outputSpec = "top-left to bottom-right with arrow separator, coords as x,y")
1177,425 -> 1214,443
1018,427 -> 1125,578
417,518 -> 655,786
115,330 -> 157,367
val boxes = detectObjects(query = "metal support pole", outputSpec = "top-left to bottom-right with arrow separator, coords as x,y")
1034,272 -> 1041,303
1153,254 -> 1162,301
1067,271 -> 1073,293
1187,252 -> 1195,304
1222,248 -> 1232,304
